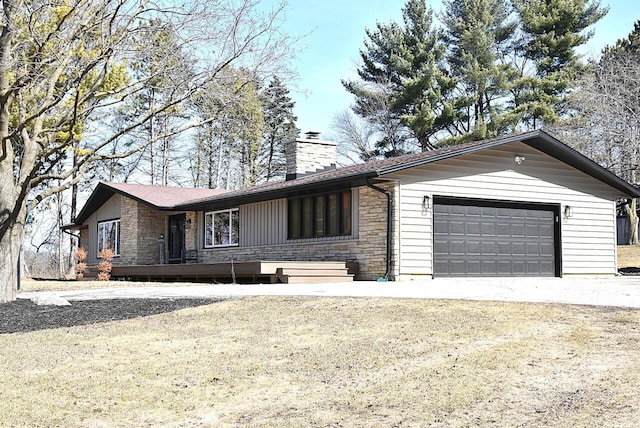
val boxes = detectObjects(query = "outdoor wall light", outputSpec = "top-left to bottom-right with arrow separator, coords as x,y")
422,195 -> 431,211
564,205 -> 573,218
514,155 -> 526,165
185,218 -> 192,229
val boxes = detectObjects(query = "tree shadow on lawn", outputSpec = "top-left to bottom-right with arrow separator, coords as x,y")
0,298 -> 224,334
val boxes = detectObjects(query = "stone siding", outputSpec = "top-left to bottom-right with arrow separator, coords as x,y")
119,197 -> 138,265
119,198 -> 165,265
135,202 -> 166,265
185,211 -> 198,253
198,184 -> 395,280
285,139 -> 337,178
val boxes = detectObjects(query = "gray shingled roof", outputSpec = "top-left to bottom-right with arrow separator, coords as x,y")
74,182 -> 226,225
73,130 -> 640,224
177,130 -> 640,211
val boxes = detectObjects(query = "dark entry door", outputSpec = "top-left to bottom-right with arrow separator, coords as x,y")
433,197 -> 559,277
168,214 -> 186,263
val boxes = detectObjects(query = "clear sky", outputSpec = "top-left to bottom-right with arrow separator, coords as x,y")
261,0 -> 639,138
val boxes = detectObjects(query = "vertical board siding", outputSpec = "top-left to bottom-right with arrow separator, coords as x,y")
388,143 -> 619,276
239,192 -> 360,247
240,199 -> 287,246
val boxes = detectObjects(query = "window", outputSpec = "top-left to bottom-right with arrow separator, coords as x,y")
288,190 -> 352,239
97,219 -> 120,256
204,209 -> 239,248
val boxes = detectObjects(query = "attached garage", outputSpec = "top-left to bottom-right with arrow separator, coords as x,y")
432,197 -> 560,277
384,131 -> 640,279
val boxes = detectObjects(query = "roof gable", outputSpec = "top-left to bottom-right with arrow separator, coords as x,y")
75,182 -> 226,225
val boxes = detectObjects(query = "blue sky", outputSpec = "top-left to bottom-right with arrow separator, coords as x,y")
261,0 -> 640,138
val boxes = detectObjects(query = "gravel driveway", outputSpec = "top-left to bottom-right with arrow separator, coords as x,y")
16,276 -> 640,308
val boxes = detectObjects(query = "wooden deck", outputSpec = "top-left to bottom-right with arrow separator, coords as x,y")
86,261 -> 358,283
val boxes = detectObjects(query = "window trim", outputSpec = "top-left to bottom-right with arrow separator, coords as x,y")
288,190 -> 352,240
97,218 -> 120,257
204,208 -> 240,248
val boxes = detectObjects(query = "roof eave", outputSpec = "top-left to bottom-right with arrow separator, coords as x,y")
178,171 -> 381,211
376,130 -> 640,198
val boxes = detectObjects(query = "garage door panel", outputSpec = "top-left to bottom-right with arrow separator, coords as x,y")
449,241 -> 466,254
434,199 -> 557,277
540,225 -> 554,238
511,261 -> 526,275
511,242 -> 526,255
434,219 -> 449,234
466,222 -> 481,235
450,221 -> 465,235
526,224 -> 540,237
482,207 -> 496,217
526,242 -> 541,255
482,223 -> 496,236
511,224 -> 526,237
481,241 -> 497,255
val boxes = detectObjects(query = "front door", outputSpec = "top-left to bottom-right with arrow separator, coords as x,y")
168,214 -> 186,263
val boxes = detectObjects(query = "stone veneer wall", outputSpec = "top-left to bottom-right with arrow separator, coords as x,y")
285,139 -> 337,178
185,211 -> 198,253
119,198 -> 165,265
119,197 -> 138,265
135,202 -> 166,265
198,184 -> 395,280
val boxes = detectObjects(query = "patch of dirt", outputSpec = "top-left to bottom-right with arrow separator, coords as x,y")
0,298 -> 224,334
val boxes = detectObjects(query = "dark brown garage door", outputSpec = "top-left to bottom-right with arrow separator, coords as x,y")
433,197 -> 559,277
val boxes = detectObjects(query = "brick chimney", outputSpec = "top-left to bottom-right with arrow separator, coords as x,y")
285,132 -> 337,181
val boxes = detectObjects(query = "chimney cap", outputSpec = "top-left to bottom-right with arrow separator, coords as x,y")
305,131 -> 321,139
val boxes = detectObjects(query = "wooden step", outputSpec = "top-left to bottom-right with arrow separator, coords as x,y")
277,268 -> 350,276
260,261 -> 347,273
276,266 -> 353,284
281,275 -> 354,284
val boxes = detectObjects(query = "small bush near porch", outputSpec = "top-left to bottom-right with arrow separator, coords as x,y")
1,296 -> 640,426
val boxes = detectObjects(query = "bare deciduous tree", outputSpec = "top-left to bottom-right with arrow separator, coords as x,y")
548,39 -> 640,243
0,0 -> 296,302
332,110 -> 380,164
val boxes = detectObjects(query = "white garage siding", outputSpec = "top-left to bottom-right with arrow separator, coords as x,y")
386,142 -> 620,278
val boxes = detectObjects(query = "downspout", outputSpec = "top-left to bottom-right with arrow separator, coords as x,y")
366,178 -> 392,281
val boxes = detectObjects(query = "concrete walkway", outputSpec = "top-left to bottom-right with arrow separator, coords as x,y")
17,276 -> 640,308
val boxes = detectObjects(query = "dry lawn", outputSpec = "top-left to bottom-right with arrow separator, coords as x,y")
2,296 -> 640,427
618,245 -> 640,268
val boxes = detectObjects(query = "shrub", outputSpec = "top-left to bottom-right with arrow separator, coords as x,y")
74,247 -> 88,279
97,246 -> 115,281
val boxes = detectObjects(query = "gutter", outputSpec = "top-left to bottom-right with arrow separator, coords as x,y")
366,178 -> 392,281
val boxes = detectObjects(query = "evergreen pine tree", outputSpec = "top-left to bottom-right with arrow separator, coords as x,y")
512,0 -> 607,128
260,76 -> 300,182
441,0 -> 517,142
342,0 -> 446,155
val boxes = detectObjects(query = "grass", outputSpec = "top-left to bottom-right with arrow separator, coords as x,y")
2,296 -> 640,427
617,245 -> 640,268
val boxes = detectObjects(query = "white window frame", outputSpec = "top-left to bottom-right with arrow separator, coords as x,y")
204,208 -> 239,248
97,219 -> 120,257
